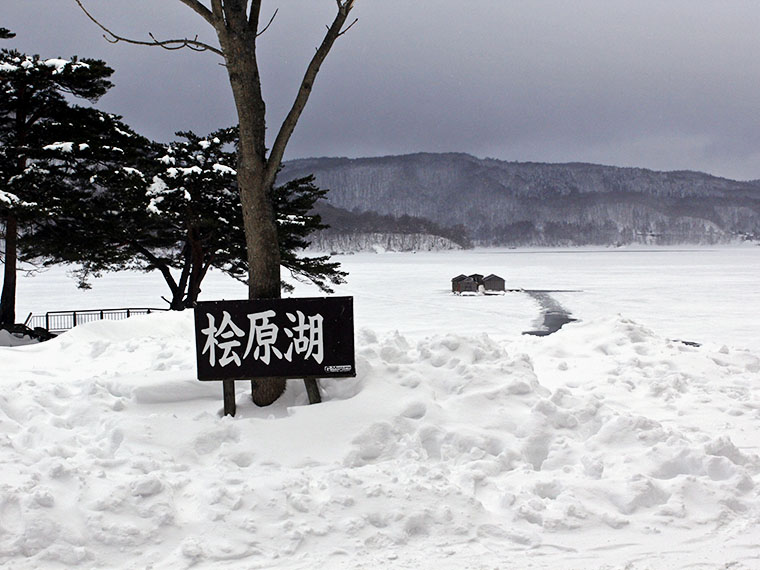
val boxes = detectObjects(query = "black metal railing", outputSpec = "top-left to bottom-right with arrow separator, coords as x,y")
24,308 -> 168,334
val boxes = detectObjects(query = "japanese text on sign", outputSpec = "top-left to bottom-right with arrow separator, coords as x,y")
200,309 -> 324,368
193,297 -> 355,381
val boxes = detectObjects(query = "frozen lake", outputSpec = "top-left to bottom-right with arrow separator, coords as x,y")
3,245 -> 760,569
15,245 -> 760,350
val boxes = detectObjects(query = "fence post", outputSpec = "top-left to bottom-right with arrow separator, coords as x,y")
45,313 -> 50,331
72,311 -> 77,328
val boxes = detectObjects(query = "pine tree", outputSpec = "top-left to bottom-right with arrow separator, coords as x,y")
25,127 -> 346,310
20,107 -> 156,289
0,45 -> 114,327
143,129 -> 347,306
140,128 -> 245,309
141,129 -> 346,307
269,176 -> 346,294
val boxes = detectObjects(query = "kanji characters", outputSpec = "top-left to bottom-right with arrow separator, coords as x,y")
243,310 -> 282,365
284,310 -> 324,364
200,311 -> 246,367
201,309 -> 325,367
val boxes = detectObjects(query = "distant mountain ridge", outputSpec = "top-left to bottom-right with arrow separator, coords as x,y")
280,153 -> 760,247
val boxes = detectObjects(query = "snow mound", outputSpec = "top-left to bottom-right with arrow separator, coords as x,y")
0,312 -> 758,568
0,329 -> 39,347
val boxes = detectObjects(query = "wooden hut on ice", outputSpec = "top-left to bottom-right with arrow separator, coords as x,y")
452,273 -> 505,295
451,274 -> 477,294
483,274 -> 506,293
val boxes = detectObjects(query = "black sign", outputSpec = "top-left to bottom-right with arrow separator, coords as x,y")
194,297 -> 355,381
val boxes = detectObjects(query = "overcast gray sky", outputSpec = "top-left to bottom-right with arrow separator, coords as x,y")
5,1 -> 760,180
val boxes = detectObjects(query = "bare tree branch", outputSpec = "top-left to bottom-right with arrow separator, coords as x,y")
74,0 -> 223,56
337,17 -> 358,37
263,1 -> 357,189
256,9 -> 278,37
249,0 -> 263,31
175,0 -> 216,26
210,0 -> 224,23
130,240 -> 180,296
144,32 -> 208,52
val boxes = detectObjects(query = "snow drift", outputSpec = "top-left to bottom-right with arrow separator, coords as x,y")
1,304 -> 758,569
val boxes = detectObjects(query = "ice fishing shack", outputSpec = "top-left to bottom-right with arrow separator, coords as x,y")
452,273 -> 505,295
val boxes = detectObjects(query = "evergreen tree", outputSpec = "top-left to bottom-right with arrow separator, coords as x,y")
139,127 -> 247,309
20,108 -> 157,289
270,176 -> 346,294
26,128 -> 346,310
0,44 -> 114,327
139,128 -> 345,307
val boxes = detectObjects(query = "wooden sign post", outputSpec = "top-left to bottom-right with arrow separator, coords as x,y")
194,297 -> 355,416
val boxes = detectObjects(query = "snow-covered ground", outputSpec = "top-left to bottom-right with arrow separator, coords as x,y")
1,246 -> 759,569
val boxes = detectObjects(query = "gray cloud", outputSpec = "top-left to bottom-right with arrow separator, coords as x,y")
5,1 -> 760,179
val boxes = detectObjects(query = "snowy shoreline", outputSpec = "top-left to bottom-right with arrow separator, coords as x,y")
1,248 -> 759,569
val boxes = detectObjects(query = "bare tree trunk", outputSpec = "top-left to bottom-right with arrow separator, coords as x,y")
213,2 -> 354,405
218,24 -> 286,405
2,90 -> 27,329
185,227 -> 210,308
74,0 -> 355,403
0,215 -> 18,328
75,0 -> 355,404
174,241 -> 193,309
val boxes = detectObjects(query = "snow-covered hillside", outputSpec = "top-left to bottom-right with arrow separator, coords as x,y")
281,153 -> 760,245
307,232 -> 463,253
1,247 -> 759,569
